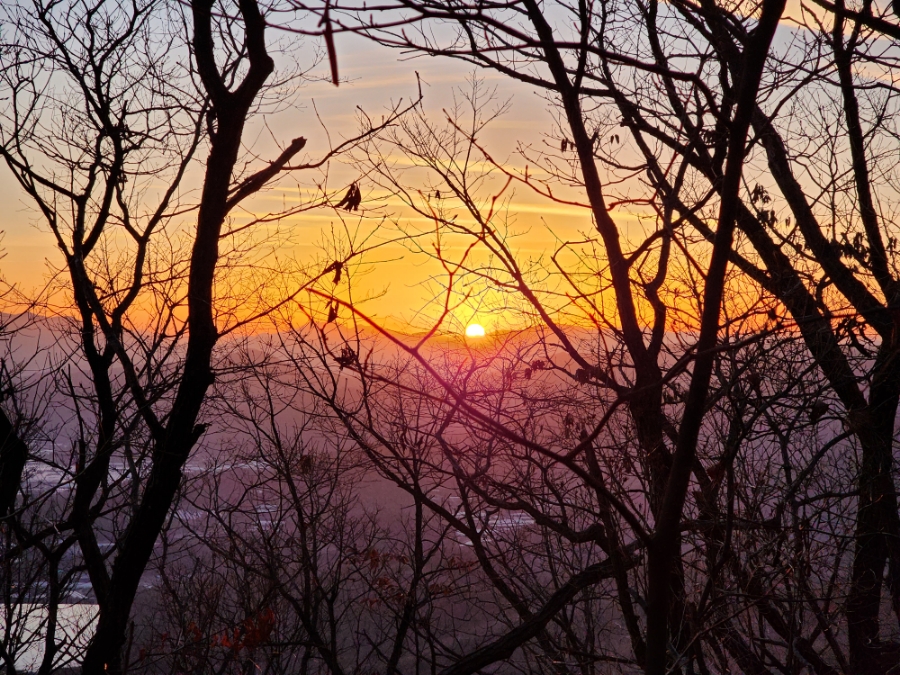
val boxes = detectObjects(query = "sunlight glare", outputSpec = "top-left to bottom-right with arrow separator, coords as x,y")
465,323 -> 486,338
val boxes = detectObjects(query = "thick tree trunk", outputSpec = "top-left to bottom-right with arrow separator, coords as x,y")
80,2 -> 275,671
846,341 -> 900,674
0,407 -> 28,519
644,2 -> 785,671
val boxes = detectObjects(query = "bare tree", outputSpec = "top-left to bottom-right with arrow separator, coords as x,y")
282,2 -> 788,669
0,1 -> 414,672
5,0 -> 900,673
252,2 -> 900,674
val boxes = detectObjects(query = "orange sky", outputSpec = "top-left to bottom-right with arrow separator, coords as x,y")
0,32 -> 615,335
3,14 -> 829,336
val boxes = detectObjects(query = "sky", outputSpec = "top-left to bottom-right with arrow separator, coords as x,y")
0,26 -> 604,335
254,29 -> 643,334
1,3 -> 859,335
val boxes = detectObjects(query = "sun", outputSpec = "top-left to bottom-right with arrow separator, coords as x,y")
465,323 -> 486,338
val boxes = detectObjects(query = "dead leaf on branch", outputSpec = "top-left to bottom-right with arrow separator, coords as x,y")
335,182 -> 361,212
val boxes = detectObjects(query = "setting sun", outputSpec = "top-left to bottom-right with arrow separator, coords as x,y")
464,323 -> 486,338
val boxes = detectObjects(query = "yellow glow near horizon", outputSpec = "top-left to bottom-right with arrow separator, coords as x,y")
465,323 -> 486,338
0,40 -> 664,334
